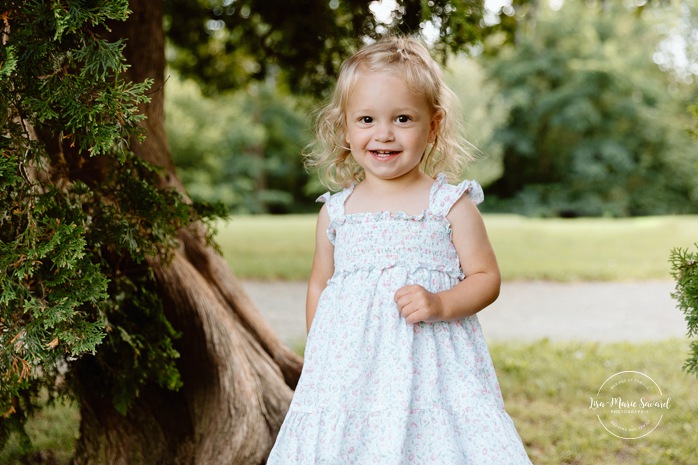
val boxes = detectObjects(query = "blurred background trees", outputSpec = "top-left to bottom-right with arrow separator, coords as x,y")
482,0 -> 698,216
166,0 -> 697,216
165,76 -> 312,213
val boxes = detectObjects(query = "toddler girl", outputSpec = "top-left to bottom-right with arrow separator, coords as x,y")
268,36 -> 532,464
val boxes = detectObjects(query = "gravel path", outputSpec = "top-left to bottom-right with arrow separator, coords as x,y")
243,280 -> 687,345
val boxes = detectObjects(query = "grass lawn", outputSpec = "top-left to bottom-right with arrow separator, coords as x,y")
491,339 -> 698,465
217,214 -> 698,281
5,339 -> 695,464
216,214 -> 316,281
0,397 -> 79,465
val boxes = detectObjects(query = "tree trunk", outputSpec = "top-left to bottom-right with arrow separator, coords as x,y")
64,2 -> 303,463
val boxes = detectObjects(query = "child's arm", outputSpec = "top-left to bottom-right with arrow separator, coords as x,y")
394,195 -> 500,323
306,204 -> 335,333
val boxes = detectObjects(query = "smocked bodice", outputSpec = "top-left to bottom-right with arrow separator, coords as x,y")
318,173 -> 483,280
330,212 -> 463,278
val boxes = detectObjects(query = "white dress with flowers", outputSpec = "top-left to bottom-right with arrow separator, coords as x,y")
267,174 -> 532,464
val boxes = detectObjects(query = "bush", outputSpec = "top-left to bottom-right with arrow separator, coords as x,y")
670,245 -> 698,377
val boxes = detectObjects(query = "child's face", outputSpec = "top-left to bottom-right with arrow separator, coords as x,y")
344,71 -> 439,183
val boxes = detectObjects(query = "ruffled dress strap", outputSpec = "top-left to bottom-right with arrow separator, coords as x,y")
428,173 -> 484,217
316,184 -> 355,245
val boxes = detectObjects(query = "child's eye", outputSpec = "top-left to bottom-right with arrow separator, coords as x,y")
396,115 -> 411,123
358,116 -> 373,124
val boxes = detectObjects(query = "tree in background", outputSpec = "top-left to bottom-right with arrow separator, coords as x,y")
0,1 -> 495,463
165,0 -> 489,95
163,1 -> 698,217
483,1 -> 698,216
165,76 -> 313,214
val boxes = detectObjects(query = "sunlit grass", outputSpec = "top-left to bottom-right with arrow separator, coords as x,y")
217,214 -> 698,281
0,398 -> 79,465
4,340 -> 696,464
488,214 -> 698,281
492,338 -> 698,465
216,214 -> 316,281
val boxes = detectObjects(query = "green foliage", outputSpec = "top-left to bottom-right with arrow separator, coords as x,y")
670,245 -> 698,376
482,1 -> 698,216
0,1 -> 213,448
77,271 -> 183,415
0,45 -> 17,77
0,156 -> 108,446
5,0 -> 148,156
165,75 -> 313,213
164,0 -> 487,95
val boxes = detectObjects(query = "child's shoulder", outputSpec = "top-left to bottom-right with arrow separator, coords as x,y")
430,174 -> 484,217
316,183 -> 354,220
317,183 -> 353,204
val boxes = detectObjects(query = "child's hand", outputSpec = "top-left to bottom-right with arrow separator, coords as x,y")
394,285 -> 445,324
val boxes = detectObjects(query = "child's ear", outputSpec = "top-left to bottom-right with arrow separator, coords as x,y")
429,111 -> 443,143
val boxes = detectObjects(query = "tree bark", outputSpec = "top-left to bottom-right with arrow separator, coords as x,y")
64,2 -> 302,463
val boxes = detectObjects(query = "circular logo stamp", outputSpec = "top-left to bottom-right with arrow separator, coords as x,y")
589,371 -> 671,439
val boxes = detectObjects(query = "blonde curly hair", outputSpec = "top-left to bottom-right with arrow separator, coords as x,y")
306,36 -> 474,190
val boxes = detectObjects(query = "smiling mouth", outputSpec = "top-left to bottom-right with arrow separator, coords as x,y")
370,150 -> 400,160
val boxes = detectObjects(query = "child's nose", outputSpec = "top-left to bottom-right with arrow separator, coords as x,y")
374,122 -> 395,142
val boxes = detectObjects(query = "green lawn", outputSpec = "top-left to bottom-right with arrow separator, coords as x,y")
491,339 -> 698,465
217,214 -> 317,281
0,397 -> 79,465
217,214 -> 698,281
6,339 -> 695,464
